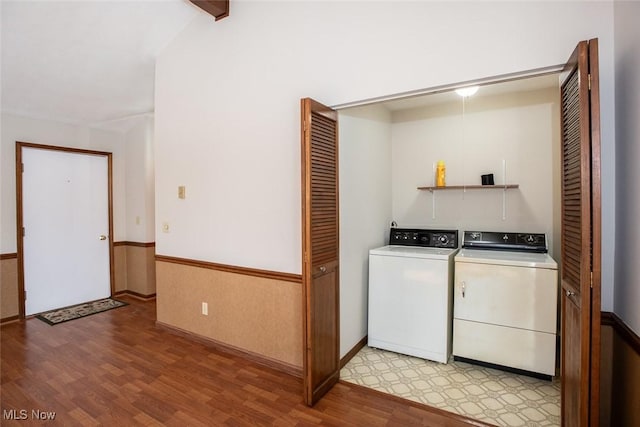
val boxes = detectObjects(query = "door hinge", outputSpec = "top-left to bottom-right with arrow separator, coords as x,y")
21,162 -> 24,173
590,271 -> 593,288
24,290 -> 27,301
22,227 -> 25,237
588,74 -> 591,91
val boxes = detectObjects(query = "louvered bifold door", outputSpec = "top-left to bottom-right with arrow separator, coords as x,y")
301,98 -> 340,406
560,39 -> 601,427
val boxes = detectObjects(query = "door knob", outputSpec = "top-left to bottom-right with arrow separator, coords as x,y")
461,281 -> 466,298
319,266 -> 327,273
99,235 -> 107,240
565,290 -> 575,297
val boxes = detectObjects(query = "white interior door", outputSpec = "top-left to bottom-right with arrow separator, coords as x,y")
22,147 -> 111,315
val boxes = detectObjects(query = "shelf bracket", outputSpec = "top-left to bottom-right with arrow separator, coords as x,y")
502,187 -> 507,220
432,190 -> 436,219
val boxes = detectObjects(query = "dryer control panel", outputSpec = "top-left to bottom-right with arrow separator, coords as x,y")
462,231 -> 547,253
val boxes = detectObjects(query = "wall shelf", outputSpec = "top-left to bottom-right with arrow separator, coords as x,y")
417,184 -> 519,192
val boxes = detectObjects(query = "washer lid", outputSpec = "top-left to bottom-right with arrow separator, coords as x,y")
454,248 -> 558,269
369,245 -> 458,260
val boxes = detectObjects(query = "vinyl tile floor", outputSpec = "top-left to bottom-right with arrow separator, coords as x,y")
340,346 -> 561,427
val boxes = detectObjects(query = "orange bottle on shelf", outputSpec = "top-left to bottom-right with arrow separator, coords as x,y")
436,160 -> 446,187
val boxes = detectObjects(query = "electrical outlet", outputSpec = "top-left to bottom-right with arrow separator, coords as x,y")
202,302 -> 208,316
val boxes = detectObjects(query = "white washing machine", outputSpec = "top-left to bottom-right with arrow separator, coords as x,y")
453,231 -> 558,378
368,228 -> 458,363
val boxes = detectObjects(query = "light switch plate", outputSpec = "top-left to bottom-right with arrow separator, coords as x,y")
178,186 -> 186,199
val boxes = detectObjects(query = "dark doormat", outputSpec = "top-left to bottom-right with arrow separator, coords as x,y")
35,298 -> 128,325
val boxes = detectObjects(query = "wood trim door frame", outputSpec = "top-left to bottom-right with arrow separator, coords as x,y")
586,39 -> 602,425
297,40 -> 602,422
15,141 -> 115,319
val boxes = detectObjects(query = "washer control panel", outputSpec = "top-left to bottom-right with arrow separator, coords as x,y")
389,228 -> 458,248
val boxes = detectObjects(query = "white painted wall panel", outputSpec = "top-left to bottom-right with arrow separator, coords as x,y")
125,116 -> 155,243
0,113 -> 127,251
614,1 -> 640,335
338,104 -> 392,357
391,88 -> 560,259
154,2 -> 615,302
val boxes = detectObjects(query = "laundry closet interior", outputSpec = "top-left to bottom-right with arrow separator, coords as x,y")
336,72 -> 563,426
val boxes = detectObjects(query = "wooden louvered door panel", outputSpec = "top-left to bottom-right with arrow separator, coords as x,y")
301,98 -> 340,406
560,39 -> 601,427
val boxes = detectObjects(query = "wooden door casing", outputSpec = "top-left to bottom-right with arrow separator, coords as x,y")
560,38 -> 601,427
301,98 -> 340,406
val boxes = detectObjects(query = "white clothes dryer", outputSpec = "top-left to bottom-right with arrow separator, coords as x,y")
453,231 -> 559,378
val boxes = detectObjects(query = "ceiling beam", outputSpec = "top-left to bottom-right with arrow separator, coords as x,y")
189,0 -> 229,21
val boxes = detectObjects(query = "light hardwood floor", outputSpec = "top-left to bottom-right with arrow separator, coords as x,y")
1,297 -> 492,426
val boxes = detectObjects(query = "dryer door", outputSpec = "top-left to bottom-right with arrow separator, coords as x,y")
454,261 -> 557,332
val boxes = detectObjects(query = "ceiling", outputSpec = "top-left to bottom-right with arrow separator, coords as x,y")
1,0 -> 199,131
1,1 -> 559,131
381,73 -> 560,112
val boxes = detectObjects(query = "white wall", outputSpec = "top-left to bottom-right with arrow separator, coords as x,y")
155,2 -> 615,304
339,104 -> 392,357
0,112 -> 127,252
125,115 -> 155,243
614,1 -> 640,335
0,112 -> 156,252
391,88 -> 561,259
